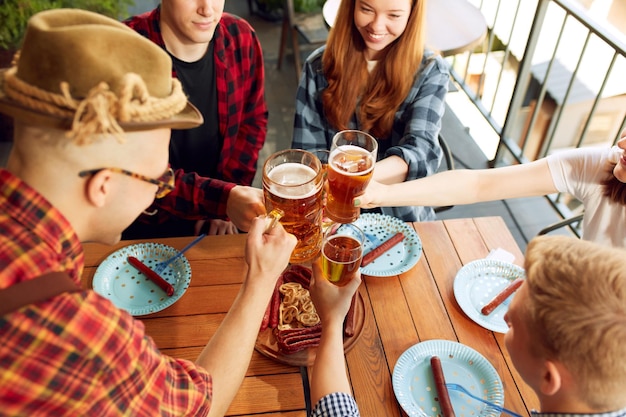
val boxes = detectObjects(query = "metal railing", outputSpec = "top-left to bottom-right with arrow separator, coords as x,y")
447,0 -> 626,236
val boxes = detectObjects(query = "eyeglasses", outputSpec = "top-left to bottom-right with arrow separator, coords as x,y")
78,167 -> 175,199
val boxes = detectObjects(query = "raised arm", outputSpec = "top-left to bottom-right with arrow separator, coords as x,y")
357,158 -> 557,209
195,217 -> 297,417
308,261 -> 361,416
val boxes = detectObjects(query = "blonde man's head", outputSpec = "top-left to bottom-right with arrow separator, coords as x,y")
524,235 -> 626,410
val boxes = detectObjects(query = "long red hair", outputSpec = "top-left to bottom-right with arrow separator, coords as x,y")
321,0 -> 426,139
602,169 -> 626,205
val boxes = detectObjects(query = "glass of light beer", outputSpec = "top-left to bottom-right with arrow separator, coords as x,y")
321,223 -> 365,286
262,149 -> 324,264
326,130 -> 378,223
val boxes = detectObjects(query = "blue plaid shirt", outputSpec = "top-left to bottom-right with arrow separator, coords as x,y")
292,46 -> 449,222
311,392 -> 359,417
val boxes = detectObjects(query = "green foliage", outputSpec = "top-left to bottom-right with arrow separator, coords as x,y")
256,0 -> 324,13
294,0 -> 324,13
0,0 -> 134,50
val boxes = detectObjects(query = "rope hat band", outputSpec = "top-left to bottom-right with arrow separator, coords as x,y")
0,9 -> 203,143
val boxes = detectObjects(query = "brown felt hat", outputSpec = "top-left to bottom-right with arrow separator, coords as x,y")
0,8 -> 202,140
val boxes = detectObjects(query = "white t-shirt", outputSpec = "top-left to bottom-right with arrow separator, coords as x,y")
547,146 -> 626,247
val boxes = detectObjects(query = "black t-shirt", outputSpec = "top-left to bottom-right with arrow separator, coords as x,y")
168,41 -> 222,178
122,42 -> 223,239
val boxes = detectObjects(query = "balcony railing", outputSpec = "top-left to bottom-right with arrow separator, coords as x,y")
447,0 -> 626,236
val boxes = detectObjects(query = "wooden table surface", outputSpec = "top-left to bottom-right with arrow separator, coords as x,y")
82,216 -> 539,416
322,0 -> 488,56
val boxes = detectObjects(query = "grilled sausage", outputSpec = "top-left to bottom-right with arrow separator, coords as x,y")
481,277 -> 524,315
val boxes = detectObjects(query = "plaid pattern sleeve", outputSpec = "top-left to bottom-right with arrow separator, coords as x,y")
310,392 -> 360,417
213,14 -> 267,186
150,169 -> 236,222
292,48 -> 449,222
0,293 -> 212,416
0,170 -> 213,415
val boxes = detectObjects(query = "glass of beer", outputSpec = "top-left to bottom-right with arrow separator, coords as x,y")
326,130 -> 378,223
309,149 -> 332,230
262,149 -> 324,264
309,149 -> 330,170
321,223 -> 365,286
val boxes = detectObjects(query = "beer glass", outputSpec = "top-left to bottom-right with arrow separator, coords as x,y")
309,149 -> 332,230
309,149 -> 330,169
327,130 -> 378,223
321,223 -> 365,286
262,149 -> 324,264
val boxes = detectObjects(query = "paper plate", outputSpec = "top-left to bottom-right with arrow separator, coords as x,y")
93,243 -> 191,316
453,259 -> 526,333
353,213 -> 422,277
392,339 -> 504,417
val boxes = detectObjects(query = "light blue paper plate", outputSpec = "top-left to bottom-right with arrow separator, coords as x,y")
392,340 -> 504,417
353,213 -> 422,277
93,243 -> 191,316
453,259 -> 526,333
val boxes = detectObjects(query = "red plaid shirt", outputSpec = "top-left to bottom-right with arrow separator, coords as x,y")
0,169 -> 212,416
125,7 -> 267,224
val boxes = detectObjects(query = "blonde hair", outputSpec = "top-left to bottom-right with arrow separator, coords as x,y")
321,0 -> 425,139
524,235 -> 626,410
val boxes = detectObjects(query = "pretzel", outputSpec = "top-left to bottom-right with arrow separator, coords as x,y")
277,282 -> 320,330
299,312 -> 320,326
279,304 -> 299,326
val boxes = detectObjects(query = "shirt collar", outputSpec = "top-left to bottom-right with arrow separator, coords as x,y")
0,169 -> 84,282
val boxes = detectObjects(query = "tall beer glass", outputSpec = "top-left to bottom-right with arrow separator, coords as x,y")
326,130 -> 378,223
263,149 -> 324,264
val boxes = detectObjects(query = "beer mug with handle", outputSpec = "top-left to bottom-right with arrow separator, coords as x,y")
262,149 -> 324,264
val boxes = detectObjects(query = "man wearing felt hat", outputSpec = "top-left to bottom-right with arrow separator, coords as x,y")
0,9 -> 296,416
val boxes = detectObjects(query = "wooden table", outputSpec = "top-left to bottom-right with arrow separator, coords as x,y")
322,0 -> 488,56
82,216 -> 539,416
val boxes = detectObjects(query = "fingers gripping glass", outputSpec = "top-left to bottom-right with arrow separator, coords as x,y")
78,167 -> 175,198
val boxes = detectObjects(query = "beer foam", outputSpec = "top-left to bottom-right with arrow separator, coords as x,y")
267,163 -> 320,198
329,145 -> 375,176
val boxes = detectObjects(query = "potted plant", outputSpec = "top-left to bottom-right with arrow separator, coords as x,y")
0,0 -> 134,66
